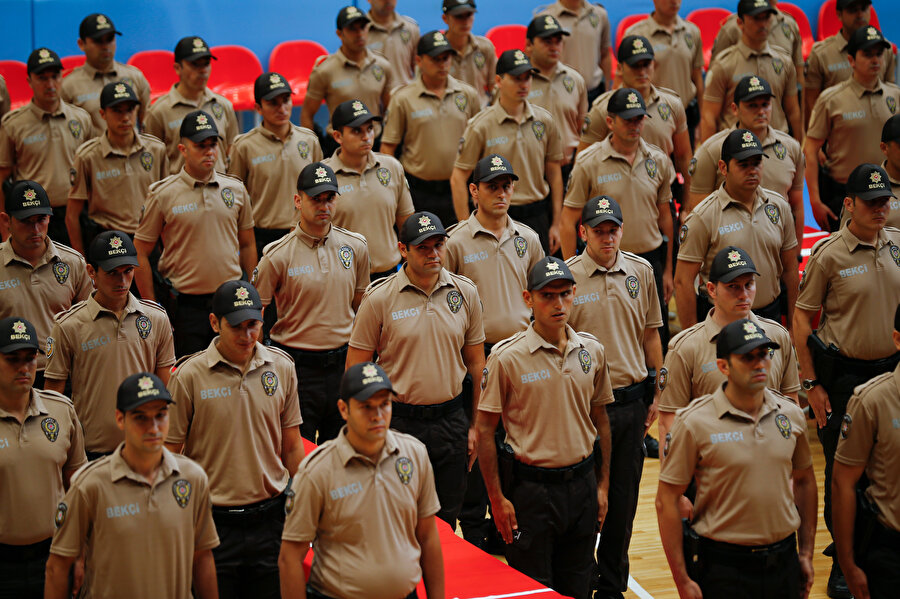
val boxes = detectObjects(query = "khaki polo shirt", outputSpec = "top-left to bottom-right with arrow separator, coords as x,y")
456,102 -> 563,206
689,125 -> 803,198
135,169 -> 254,295
806,31 -> 896,91
679,186 -> 797,306
50,446 -> 219,599
660,387 -> 811,545
0,389 -> 85,545
839,162 -> 900,229
659,310 -> 799,413
228,124 -> 323,230
0,101 -> 93,206
350,267 -> 484,405
567,250 -> 662,388
0,240 -> 91,370
254,225 -> 369,350
711,11 -> 803,72
538,1 -> 611,90
382,75 -> 481,181
529,62 -> 587,154
166,340 -> 301,506
325,150 -> 414,272
480,324 -> 613,467
704,41 -> 797,134
796,226 -> 900,361
305,49 -> 394,136
143,84 -> 239,175
60,61 -> 152,131
69,132 -> 168,233
564,137 -> 673,254
367,12 -> 420,86
836,364 -> 900,532
807,77 -> 900,184
625,15 -> 704,108
448,34 -> 497,108
580,85 -> 686,155
44,293 -> 175,454
444,213 -> 544,344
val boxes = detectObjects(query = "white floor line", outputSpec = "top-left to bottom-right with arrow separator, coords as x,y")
459,589 -> 558,599
627,574 -> 656,599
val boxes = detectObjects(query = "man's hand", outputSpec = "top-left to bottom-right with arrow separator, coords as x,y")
810,200 -> 837,231
799,554 -> 816,599
842,563 -> 869,599
548,224 -> 561,255
807,385 -> 831,428
644,399 -> 659,434
467,426 -> 477,471
73,555 -> 86,597
597,487 -> 609,526
491,496 -> 518,544
675,577 -> 703,599
678,495 -> 694,520
663,270 -> 675,304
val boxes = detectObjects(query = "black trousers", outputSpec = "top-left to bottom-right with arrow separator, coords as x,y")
407,174 -> 456,228
818,167 -> 846,233
695,536 -> 800,599
168,292 -> 216,358
0,539 -> 51,599
860,527 -> 900,599
637,243 -> 670,349
595,398 -> 647,596
273,342 -> 346,444
49,206 -> 70,247
508,197 -> 551,255
587,80 -> 606,107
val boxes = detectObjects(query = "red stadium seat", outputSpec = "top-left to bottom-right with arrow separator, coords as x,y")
816,0 -> 880,40
0,60 -> 30,110
268,40 -> 328,106
207,45 -> 263,112
127,50 -> 177,103
485,24 -> 528,57
778,3 -> 814,59
616,14 -> 648,51
60,55 -> 85,78
686,7 -> 732,68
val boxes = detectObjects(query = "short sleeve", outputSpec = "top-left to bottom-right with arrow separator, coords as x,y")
134,187 -> 165,243
658,345 -> 694,412
455,119 -> 486,171
835,393 -> 876,467
783,59 -> 798,96
44,320 -> 73,381
478,353 -> 506,414
63,407 -> 87,473
676,210 -> 710,264
795,250 -> 828,310
282,461 -> 324,542
703,62 -> 728,103
463,285 -> 485,346
580,99 -> 609,147
348,293 -> 382,352
790,410 -> 813,470
355,242 -> 371,291
562,158 -> 591,209
804,48 -> 824,90
779,203 -> 798,251
657,156 -> 674,203
164,368 -> 195,445
779,343 -> 802,395
395,164 -> 415,217
0,121 -> 15,168
253,253 -> 279,306
591,346 -> 615,407
689,143 -> 719,196
672,97 -> 688,134
143,103 -> 166,142
658,415 -> 699,484
192,469 -> 220,551
226,139 -> 249,182
50,483 -> 90,558
807,94 -> 831,140
154,314 -> 176,368
544,115 -> 564,162
303,61 -> 329,114
280,366 -> 302,428
69,151 -> 90,202
690,26 -> 704,70
790,143 -> 805,190
381,94 -> 407,145
236,184 -> 255,230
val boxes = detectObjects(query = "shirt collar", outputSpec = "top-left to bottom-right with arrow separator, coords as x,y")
170,83 -> 214,107
330,150 -> 378,175
492,101 -> 536,125
294,224 -> 331,248
648,13 -> 688,34
580,248 -> 627,275
702,310 -> 763,342
524,322 -> 584,356
839,224 -> 891,252
205,338 -> 272,372
553,0 -> 590,17
99,131 -> 145,157
80,61 -> 122,78
714,185 -> 768,212
178,168 -> 219,188
711,384 -> 781,420
366,12 -> 405,33
397,266 -> 455,295
337,48 -> 376,68
334,426 -> 400,466
27,100 -> 65,119
736,39 -> 774,58
85,292 -> 142,321
109,444 -> 180,484
0,388 -> 48,420
881,160 -> 900,187
466,212 -> 517,240
847,76 -> 885,98
0,238 -> 61,268
599,136 -> 652,163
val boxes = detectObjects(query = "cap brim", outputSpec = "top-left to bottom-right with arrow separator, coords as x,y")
583,214 -> 623,228
184,130 -> 220,143
736,90 -> 775,103
0,342 -> 43,354
404,231 -> 447,246
741,7 -> 777,16
181,51 -> 216,62
422,47 -> 459,58
338,114 -> 382,129
622,54 -> 654,66
730,338 -> 780,355
502,65 -> 539,77
28,63 -> 62,75
258,88 -> 292,103
102,97 -> 140,109
341,15 -> 370,27
727,149 -> 768,161
96,255 -> 140,271
222,308 -> 263,326
476,170 -> 519,183
87,29 -> 122,38
854,40 -> 891,53
9,206 -> 54,219
613,107 -> 649,119
712,265 -> 760,283
118,395 -> 175,412
535,29 -> 571,38
350,381 -> 396,402
303,182 -> 340,197
446,6 -> 477,15
529,274 -> 575,291
854,188 -> 897,201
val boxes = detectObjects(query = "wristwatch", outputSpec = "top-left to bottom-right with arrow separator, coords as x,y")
801,379 -> 820,391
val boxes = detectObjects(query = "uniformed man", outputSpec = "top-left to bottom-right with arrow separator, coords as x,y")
144,36 -> 239,176
687,75 -> 804,249
229,72 -> 323,257
66,81 -> 168,255
656,318 -> 816,599
347,211 -> 485,527
60,13 -> 152,132
45,372 -> 219,599
475,256 -> 612,598
0,316 -> 85,599
134,110 -> 256,357
0,48 -> 93,245
323,100 -> 413,279
301,6 -> 395,156
0,181 -> 91,388
562,88 -> 674,347
380,30 -> 481,227
254,162 -> 369,443
676,129 -> 798,328
565,196 -> 662,598
44,231 -> 175,460
366,0 -> 420,86
0,75 -> 10,119
537,0 -> 612,104
278,361 -> 445,599
839,114 -> 900,228
452,50 -> 564,254
793,163 -> 900,599
165,280 -> 304,599
441,0 -> 497,108
659,246 -> 800,456
805,25 -> 900,232
700,0 -> 802,143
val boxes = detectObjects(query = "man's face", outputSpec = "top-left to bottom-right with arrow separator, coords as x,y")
27,69 -> 61,107
210,316 -> 262,363
524,280 -> 575,328
496,71 -> 532,104
179,137 -> 218,176
738,12 -> 773,44
708,273 -> 756,319
443,10 -> 475,36
335,121 -> 375,157
101,102 -> 139,137
839,2 -> 871,33
849,46 -> 884,78
369,0 -> 397,16
174,57 -> 211,92
400,236 -> 446,278
116,400 -> 170,455
721,155 -> 763,193
339,389 -> 393,444
338,20 -> 369,52
608,113 -> 645,144
470,176 -> 514,218
528,34 -> 564,68
653,0 -> 682,18
295,190 -> 336,228
581,221 -> 623,263
718,347 -> 772,392
882,139 -> 900,171
79,32 -> 116,69
87,264 -> 134,305
0,349 -> 38,396
417,52 -> 453,81
7,214 -> 49,253
845,195 -> 890,231
256,93 -> 292,128
621,59 -> 655,89
735,96 -> 772,130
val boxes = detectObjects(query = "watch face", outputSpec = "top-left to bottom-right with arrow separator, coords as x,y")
802,380 -> 815,390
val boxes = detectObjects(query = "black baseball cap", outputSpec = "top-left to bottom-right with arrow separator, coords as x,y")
846,163 -> 895,201
528,257 -> 575,291
5,180 -> 52,220
607,88 -> 649,119
337,5 -> 370,29
836,0 -> 872,11
179,110 -> 219,142
340,362 -> 396,401
617,35 -> 655,66
116,372 -> 174,412
881,114 -> 900,143
443,0 -> 477,15
331,99 -> 381,130
709,246 -> 760,283
212,280 -> 263,325
88,231 -> 139,271
582,195 -> 623,227
737,0 -> 777,17
417,30 -> 458,57
100,80 -> 139,109
715,318 -> 780,359
254,72 -> 291,104
527,15 -> 570,40
734,75 -> 774,103
26,48 -> 62,75
496,49 -> 537,76
174,36 -> 216,63
297,162 -> 340,196
473,154 -> 518,183
0,317 -> 41,354
847,25 -> 891,55
721,129 -> 767,162
79,13 -> 121,39
399,211 -> 446,245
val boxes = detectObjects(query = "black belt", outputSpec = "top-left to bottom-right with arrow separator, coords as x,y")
406,173 -> 450,191
507,197 -> 550,219
212,493 -> 285,521
175,292 -> 215,308
512,452 -> 595,484
391,393 -> 463,420
872,521 -> 900,550
0,538 -> 52,561
274,342 -> 348,367
612,378 -> 648,404
699,533 -> 796,568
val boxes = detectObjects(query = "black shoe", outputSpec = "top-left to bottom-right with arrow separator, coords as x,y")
644,435 -> 659,459
827,562 -> 852,599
